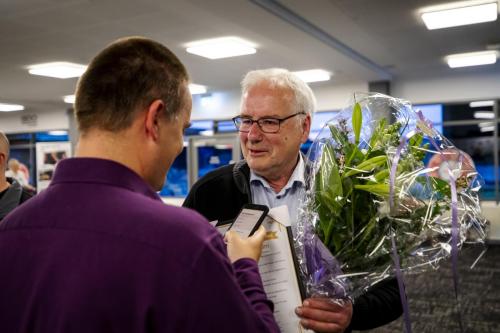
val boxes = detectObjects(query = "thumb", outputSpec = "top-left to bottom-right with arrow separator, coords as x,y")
251,225 -> 266,240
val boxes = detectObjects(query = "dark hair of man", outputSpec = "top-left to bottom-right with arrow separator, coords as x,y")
74,36 -> 189,133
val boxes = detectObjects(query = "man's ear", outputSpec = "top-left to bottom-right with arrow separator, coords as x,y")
144,99 -> 165,141
301,114 -> 311,143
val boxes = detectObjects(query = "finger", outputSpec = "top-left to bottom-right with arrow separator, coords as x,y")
298,318 -> 343,333
251,225 -> 266,240
303,298 -> 348,311
296,305 -> 346,324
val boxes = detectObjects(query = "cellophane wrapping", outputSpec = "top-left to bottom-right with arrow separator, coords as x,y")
295,92 -> 488,300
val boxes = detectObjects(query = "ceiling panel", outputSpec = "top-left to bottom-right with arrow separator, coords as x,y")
0,0 -> 498,113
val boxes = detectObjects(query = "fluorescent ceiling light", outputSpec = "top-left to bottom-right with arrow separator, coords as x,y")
446,50 -> 497,68
421,1 -> 498,30
470,100 -> 495,107
0,103 -> 24,112
292,69 -> 331,83
474,111 -> 495,119
63,95 -> 76,104
186,37 -> 256,59
478,121 -> 495,127
28,62 -> 87,79
479,125 -> 495,132
189,84 -> 207,95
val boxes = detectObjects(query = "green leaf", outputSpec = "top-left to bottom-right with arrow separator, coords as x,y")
354,183 -> 391,197
328,124 -> 348,147
408,132 -> 423,148
343,155 -> 387,178
373,169 -> 390,183
352,102 -> 362,145
369,118 -> 386,150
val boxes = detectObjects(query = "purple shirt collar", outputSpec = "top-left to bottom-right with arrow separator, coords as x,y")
50,157 -> 161,201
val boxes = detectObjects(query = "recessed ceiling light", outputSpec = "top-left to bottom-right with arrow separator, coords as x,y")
479,125 -> 495,132
446,50 -> 497,68
478,121 -> 495,127
63,95 -> 76,104
28,62 -> 87,79
474,111 -> 495,119
189,84 -> 207,95
421,1 -> 498,30
292,69 -> 331,83
470,100 -> 495,107
0,103 -> 24,112
186,37 -> 256,59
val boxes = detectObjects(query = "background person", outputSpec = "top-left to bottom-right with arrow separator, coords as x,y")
6,158 -> 30,187
184,68 -> 403,333
0,132 -> 33,221
0,37 -> 279,333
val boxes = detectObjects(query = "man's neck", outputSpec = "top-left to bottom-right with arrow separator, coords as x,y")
75,129 -> 146,179
265,176 -> 291,194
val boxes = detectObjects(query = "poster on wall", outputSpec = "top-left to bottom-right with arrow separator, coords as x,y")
35,142 -> 71,193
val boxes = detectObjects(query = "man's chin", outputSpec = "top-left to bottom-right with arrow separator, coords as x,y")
247,159 -> 269,174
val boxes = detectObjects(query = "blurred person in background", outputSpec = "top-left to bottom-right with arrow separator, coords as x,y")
0,132 -> 33,221
6,158 -> 30,187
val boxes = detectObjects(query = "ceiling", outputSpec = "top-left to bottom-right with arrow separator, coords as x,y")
1,0 -> 499,113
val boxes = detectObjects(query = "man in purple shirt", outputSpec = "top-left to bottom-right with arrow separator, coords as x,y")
0,37 -> 279,333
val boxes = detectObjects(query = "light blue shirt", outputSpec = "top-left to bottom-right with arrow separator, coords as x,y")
250,155 -> 306,225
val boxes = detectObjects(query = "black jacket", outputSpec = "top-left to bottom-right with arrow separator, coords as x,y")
0,178 -> 34,221
184,160 -> 403,331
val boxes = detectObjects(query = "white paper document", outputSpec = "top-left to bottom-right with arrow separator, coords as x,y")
259,205 -> 304,333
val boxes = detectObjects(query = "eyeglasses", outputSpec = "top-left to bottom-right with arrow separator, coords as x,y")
232,112 -> 306,134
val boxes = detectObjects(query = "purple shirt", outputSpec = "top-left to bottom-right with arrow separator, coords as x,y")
0,158 -> 279,333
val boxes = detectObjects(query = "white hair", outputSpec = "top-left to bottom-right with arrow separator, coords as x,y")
241,68 -> 316,118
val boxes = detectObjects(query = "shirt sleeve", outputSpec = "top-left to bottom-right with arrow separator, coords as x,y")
183,233 -> 280,333
348,277 -> 403,331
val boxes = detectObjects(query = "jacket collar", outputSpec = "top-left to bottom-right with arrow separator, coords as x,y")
50,158 -> 161,201
0,178 -> 23,220
232,152 -> 312,196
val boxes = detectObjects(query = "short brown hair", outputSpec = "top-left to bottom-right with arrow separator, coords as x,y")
75,37 -> 189,133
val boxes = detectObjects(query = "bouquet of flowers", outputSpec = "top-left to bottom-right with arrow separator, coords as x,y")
295,92 -> 488,300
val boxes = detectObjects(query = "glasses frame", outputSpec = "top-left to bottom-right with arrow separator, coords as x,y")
232,112 -> 306,134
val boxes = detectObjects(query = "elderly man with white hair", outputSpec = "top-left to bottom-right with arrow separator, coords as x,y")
184,68 -> 402,333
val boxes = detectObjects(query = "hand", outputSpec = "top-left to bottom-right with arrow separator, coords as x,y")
225,225 -> 267,263
295,297 -> 353,333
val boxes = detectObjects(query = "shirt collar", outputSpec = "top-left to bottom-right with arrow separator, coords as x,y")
250,154 -> 305,192
50,157 -> 161,201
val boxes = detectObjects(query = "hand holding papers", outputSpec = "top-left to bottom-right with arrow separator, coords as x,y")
213,205 -> 305,333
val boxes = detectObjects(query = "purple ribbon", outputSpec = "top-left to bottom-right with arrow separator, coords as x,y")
389,111 -> 463,332
414,113 -> 461,294
389,130 -> 417,211
416,111 -> 464,331
388,129 -> 417,333
391,235 -> 412,333
448,168 -> 464,331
